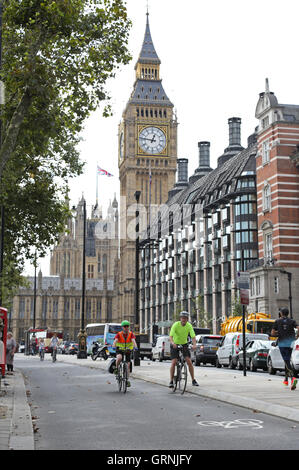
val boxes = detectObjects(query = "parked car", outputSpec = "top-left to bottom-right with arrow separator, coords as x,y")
66,343 -> 79,355
216,332 -> 269,369
291,338 -> 299,374
152,336 -> 171,361
236,339 -> 273,372
267,339 -> 299,377
58,341 -> 71,354
191,334 -> 222,366
18,341 -> 25,353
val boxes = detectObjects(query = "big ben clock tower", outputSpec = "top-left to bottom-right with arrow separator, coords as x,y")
118,12 -> 178,324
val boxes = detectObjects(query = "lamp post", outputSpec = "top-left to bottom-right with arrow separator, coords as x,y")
134,190 -> 141,366
73,200 -> 87,359
280,270 -> 293,319
33,252 -> 37,330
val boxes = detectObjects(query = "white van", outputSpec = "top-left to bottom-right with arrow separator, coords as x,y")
216,332 -> 269,369
152,336 -> 171,362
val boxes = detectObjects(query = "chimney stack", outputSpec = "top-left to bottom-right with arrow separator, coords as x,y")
189,142 -> 213,185
168,158 -> 189,200
217,117 -> 244,167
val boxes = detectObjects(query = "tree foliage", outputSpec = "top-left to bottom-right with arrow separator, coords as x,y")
0,0 -> 132,302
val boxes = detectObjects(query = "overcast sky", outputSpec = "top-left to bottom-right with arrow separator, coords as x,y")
26,0 -> 299,276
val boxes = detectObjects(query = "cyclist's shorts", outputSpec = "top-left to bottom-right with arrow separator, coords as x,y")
116,348 -> 132,360
170,344 -> 190,360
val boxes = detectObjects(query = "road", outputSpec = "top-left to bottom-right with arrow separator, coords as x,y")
15,356 -> 299,451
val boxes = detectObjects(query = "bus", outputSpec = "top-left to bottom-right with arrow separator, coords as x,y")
86,323 -> 122,355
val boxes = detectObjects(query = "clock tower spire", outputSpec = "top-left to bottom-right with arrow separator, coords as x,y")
118,12 -> 178,327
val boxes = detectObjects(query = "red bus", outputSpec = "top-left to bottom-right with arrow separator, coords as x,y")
0,307 -> 8,378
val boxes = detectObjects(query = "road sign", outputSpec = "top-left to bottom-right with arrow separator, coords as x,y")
240,289 -> 249,305
237,271 -> 250,290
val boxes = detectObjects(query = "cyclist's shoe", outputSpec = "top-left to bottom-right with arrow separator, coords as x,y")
283,379 -> 289,386
126,381 -> 131,387
169,381 -> 174,388
192,379 -> 199,386
291,377 -> 297,390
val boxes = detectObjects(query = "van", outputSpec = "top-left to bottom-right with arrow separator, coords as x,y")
152,336 -> 171,362
216,332 -> 269,369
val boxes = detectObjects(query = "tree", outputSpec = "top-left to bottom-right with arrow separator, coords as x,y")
192,294 -> 212,329
0,0 -> 132,302
231,292 -> 243,317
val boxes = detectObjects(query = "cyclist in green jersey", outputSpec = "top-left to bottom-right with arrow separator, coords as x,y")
169,311 -> 199,388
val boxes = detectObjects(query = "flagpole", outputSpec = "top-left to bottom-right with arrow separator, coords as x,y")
96,163 -> 99,206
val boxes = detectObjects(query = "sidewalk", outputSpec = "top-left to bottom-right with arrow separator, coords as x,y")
1,353 -> 299,450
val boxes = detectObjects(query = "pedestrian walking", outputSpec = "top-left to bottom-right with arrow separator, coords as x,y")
271,307 -> 299,390
6,331 -> 17,375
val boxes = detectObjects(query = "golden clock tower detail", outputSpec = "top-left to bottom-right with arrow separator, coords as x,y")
118,13 -> 178,324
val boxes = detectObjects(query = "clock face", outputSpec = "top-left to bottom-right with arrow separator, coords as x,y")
139,127 -> 166,154
119,132 -> 124,159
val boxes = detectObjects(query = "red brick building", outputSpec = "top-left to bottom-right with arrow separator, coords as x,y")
249,80 -> 299,320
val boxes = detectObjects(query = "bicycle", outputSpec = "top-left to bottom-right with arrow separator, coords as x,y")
116,348 -> 132,394
39,349 -> 45,361
172,344 -> 190,395
52,347 -> 57,363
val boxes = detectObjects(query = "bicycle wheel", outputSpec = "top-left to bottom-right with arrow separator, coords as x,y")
122,362 -> 128,394
173,362 -> 181,393
52,350 -> 56,363
117,364 -> 123,392
180,361 -> 188,395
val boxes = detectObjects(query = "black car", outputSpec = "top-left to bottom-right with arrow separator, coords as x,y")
236,339 -> 273,372
193,335 -> 222,366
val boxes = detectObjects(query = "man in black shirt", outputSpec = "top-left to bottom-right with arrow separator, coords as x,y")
271,307 -> 299,390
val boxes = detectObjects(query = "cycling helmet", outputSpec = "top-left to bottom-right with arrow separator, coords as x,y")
179,311 -> 189,318
121,320 -> 130,327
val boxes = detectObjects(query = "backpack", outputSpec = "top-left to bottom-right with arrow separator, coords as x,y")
108,357 -> 116,374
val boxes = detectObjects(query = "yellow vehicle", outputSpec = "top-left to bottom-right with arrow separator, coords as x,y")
220,313 -> 276,340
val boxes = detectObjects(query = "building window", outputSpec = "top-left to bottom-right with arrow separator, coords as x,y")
256,276 -> 261,296
262,140 -> 270,165
263,183 -> 271,212
274,277 -> 279,294
264,232 -> 273,262
75,299 -> 80,320
262,116 -> 269,129
88,264 -> 94,279
250,278 -> 255,296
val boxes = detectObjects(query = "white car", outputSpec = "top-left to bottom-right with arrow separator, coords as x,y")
267,339 -> 299,376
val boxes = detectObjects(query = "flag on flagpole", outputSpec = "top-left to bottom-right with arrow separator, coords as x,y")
97,165 -> 114,177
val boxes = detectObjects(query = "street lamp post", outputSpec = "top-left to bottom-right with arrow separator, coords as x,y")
134,190 -> 141,366
280,270 -> 293,319
77,199 -> 87,359
33,253 -> 37,330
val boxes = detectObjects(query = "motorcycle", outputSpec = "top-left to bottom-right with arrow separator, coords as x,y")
91,342 -> 109,361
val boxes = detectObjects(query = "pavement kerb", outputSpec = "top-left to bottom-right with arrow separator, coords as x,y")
9,370 -> 34,450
